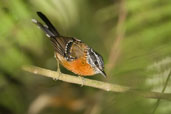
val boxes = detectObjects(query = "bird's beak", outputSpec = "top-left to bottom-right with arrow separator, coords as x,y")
100,70 -> 107,78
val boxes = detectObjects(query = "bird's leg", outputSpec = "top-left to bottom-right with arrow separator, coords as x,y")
57,59 -> 61,73
79,76 -> 85,87
53,59 -> 62,80
53,53 -> 62,80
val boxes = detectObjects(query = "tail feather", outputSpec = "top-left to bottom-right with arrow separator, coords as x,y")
32,19 -> 55,38
32,12 -> 66,56
37,12 -> 60,36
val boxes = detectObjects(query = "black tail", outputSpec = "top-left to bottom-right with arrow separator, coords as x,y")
32,12 -> 60,37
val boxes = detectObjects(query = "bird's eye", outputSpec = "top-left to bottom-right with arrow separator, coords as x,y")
95,61 -> 98,65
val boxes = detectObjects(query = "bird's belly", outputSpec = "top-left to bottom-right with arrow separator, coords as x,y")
57,54 -> 95,76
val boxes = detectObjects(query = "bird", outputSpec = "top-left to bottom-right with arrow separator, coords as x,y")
32,12 -> 106,80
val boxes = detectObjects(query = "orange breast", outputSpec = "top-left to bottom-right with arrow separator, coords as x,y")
56,54 -> 95,76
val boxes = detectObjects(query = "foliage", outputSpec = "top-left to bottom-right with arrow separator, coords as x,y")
0,0 -> 171,114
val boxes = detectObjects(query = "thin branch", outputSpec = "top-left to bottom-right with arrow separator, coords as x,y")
152,70 -> 171,113
23,65 -> 130,92
23,65 -> 171,101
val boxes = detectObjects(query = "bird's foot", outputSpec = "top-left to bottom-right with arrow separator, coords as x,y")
53,67 -> 62,80
79,76 -> 85,87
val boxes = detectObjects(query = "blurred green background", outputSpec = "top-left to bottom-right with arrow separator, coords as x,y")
0,0 -> 171,114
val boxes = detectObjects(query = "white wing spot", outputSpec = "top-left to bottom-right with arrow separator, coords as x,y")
44,25 -> 48,28
46,34 -> 50,37
32,19 -> 37,23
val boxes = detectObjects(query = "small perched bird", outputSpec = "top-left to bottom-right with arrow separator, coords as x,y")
32,12 -> 106,79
